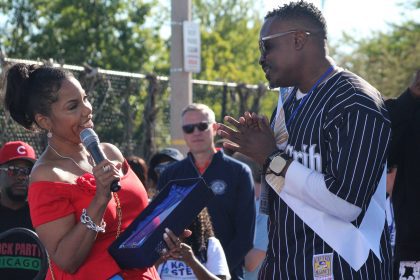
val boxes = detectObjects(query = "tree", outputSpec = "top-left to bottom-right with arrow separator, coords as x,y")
333,1 -> 420,97
0,0 -> 166,73
192,0 -> 265,84
190,0 -> 274,119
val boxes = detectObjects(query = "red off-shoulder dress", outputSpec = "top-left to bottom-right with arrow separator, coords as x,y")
28,161 -> 160,280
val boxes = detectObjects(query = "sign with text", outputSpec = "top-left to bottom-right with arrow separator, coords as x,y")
183,21 -> 201,73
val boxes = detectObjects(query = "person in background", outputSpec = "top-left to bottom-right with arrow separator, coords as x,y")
2,62 -> 173,279
0,141 -> 36,231
147,148 -> 184,198
385,167 -> 397,258
0,140 -> 42,279
157,208 -> 231,280
231,152 -> 267,280
158,103 -> 255,280
385,70 -> 420,280
217,1 -> 392,279
126,155 -> 150,195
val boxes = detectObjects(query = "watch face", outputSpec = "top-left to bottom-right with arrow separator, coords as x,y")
269,155 -> 286,174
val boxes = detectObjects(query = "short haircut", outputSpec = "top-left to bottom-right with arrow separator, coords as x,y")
265,0 -> 327,39
181,103 -> 216,124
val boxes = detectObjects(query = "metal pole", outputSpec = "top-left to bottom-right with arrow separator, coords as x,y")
170,0 -> 192,155
221,85 -> 227,123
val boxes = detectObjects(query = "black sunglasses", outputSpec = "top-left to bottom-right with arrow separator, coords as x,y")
0,166 -> 32,177
259,30 -> 311,55
182,122 -> 210,134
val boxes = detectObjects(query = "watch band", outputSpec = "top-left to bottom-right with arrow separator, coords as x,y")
263,150 -> 283,173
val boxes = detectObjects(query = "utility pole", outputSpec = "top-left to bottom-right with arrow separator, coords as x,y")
170,0 -> 192,155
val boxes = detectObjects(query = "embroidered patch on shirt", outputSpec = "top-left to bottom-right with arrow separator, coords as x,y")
210,180 -> 227,195
313,253 -> 334,280
398,261 -> 420,280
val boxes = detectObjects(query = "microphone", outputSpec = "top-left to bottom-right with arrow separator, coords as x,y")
80,128 -> 121,192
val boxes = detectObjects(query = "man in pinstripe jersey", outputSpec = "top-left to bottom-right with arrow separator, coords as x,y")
218,1 -> 392,279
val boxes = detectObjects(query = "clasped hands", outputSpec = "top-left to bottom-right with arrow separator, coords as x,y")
217,111 -> 278,165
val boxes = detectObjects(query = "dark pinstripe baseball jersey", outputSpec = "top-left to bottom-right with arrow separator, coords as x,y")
259,70 -> 392,280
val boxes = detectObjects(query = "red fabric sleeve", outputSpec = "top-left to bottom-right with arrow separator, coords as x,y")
28,181 -> 75,228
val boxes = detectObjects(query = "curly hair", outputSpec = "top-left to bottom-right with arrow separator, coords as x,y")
2,63 -> 72,130
265,0 -> 327,39
184,207 -> 215,263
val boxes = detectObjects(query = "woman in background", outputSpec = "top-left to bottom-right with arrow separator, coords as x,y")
157,208 -> 230,280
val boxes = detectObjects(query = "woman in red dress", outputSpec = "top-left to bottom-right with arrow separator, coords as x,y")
3,63 -> 161,280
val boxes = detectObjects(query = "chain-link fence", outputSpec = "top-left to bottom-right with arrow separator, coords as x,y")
1,57 -> 277,161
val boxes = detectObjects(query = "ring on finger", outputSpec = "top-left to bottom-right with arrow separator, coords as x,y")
103,165 -> 111,173
176,238 -> 182,248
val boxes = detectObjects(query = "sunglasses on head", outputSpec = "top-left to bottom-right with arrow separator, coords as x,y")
0,166 -> 32,177
182,122 -> 210,134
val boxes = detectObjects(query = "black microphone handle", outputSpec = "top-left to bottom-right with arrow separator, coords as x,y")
87,143 -> 121,192
110,180 -> 121,192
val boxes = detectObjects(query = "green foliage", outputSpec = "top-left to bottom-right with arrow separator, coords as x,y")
0,0 -> 165,73
191,0 -> 276,118
192,0 -> 265,84
0,0 -> 41,57
333,0 -> 420,98
0,0 -> 171,151
335,21 -> 419,98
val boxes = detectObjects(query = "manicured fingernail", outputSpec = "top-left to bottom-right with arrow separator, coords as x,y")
165,228 -> 170,233
163,233 -> 168,239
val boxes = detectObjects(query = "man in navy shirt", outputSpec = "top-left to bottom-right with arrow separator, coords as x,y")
158,103 -> 255,280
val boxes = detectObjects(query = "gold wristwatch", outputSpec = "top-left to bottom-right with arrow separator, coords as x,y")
264,151 -> 288,194
268,154 -> 287,176
264,151 -> 287,176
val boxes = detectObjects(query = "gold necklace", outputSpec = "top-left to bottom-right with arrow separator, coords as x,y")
48,143 -> 93,174
48,143 -> 123,236
114,192 -> 122,239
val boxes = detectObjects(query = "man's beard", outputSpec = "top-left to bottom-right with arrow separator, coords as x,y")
4,185 -> 27,202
